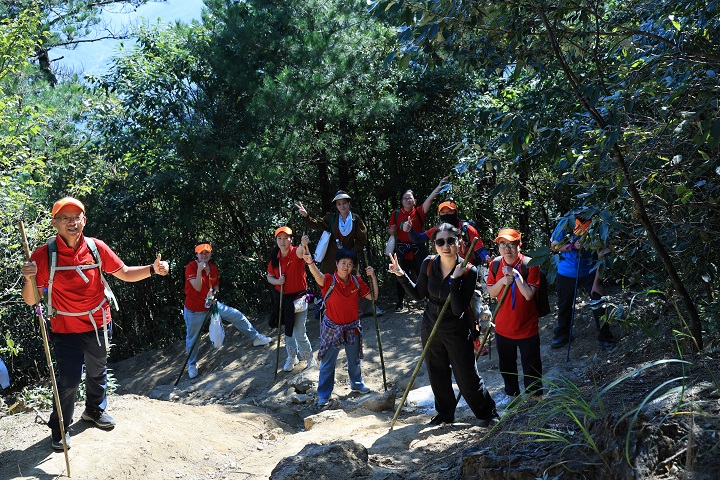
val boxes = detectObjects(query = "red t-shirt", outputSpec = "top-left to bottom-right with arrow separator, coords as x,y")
30,235 -> 124,334
425,223 -> 485,259
321,273 -> 370,325
486,254 -> 540,339
267,246 -> 307,294
388,205 -> 426,243
184,261 -> 220,312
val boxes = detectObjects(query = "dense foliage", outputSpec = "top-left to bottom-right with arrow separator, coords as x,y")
1,0 -> 718,390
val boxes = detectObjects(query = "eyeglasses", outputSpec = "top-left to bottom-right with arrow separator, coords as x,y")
498,243 -> 519,249
434,237 -> 458,247
54,215 -> 84,224
402,196 -> 414,201
337,261 -> 354,269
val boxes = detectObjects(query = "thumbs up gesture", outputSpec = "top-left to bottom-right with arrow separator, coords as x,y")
153,253 -> 170,276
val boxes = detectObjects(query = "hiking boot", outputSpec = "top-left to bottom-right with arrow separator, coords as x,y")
188,363 -> 198,379
351,385 -> 371,394
81,408 -> 116,430
551,335 -> 573,349
252,334 -> 271,346
283,356 -> 299,372
51,429 -> 71,452
477,415 -> 500,428
427,415 -> 454,426
305,357 -> 318,369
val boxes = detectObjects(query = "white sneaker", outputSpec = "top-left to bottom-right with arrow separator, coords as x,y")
494,392 -> 515,409
283,357 -> 299,372
188,363 -> 198,379
305,357 -> 317,369
252,334 -> 271,346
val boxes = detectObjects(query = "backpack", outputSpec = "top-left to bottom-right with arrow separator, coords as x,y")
46,237 -> 119,316
320,273 -> 360,319
491,256 -> 551,318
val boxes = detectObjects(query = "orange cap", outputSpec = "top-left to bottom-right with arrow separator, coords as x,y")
494,228 -> 522,243
275,226 -> 293,237
51,197 -> 85,217
438,201 -> 457,212
195,243 -> 212,253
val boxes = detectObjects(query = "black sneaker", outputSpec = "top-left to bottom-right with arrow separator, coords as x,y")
81,408 -> 116,430
478,416 -> 500,428
51,430 -> 71,451
551,335 -> 574,349
600,339 -> 617,350
394,301 -> 404,311
427,415 -> 454,426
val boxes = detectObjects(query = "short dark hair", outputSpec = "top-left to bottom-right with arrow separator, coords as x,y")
335,248 -> 358,263
432,223 -> 461,241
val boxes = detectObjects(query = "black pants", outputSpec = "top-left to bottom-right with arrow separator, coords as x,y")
421,320 -> 496,421
495,333 -> 543,396
49,329 -> 109,433
554,273 -> 613,342
395,250 -> 425,303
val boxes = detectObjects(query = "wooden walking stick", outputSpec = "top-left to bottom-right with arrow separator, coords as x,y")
363,251 -> 387,392
390,238 -> 477,429
19,221 -> 71,476
455,282 -> 510,405
273,264 -> 284,384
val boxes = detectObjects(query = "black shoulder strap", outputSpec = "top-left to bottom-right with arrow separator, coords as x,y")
491,257 -> 501,276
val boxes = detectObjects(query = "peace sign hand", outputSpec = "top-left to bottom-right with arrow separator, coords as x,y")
388,253 -> 404,276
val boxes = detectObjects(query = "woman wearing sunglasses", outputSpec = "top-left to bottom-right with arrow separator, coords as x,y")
389,223 -> 498,427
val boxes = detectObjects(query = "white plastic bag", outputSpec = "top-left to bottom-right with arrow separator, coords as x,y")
293,296 -> 308,313
314,230 -> 331,262
209,311 -> 225,348
385,235 -> 396,256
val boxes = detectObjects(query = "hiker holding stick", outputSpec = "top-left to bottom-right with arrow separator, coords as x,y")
184,243 -> 271,379
486,229 -> 543,406
303,247 -> 378,407
20,197 -> 170,451
389,223 -> 498,427
267,227 -> 316,372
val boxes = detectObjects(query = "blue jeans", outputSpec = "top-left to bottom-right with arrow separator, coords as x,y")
184,302 -> 260,366
48,329 -> 109,432
317,336 -> 365,401
286,310 -> 313,361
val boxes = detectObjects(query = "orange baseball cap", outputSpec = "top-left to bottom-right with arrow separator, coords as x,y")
195,243 -> 212,253
275,226 -> 293,237
494,228 -> 522,243
438,201 -> 457,212
51,197 -> 85,217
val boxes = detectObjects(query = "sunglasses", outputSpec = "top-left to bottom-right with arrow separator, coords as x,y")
434,237 -> 458,247
498,243 -> 519,249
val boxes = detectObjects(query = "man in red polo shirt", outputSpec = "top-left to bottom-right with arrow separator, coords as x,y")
21,197 -> 170,451
486,228 -> 543,407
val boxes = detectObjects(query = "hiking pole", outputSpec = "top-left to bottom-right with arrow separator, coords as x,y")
565,244 -> 583,362
19,221 -> 71,476
390,238 -> 477,429
175,309 -> 212,386
364,250 -> 387,392
273,264 -> 284,384
455,283 -> 510,405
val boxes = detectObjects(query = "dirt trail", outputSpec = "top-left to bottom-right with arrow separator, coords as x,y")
0,295 -> 610,479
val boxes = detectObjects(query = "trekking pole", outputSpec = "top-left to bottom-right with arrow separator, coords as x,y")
390,238 -> 477,429
175,309 -> 212,386
364,251 -> 387,392
455,283 -> 510,405
565,244 -> 583,362
273,264 -> 284,384
19,221 -> 71,476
